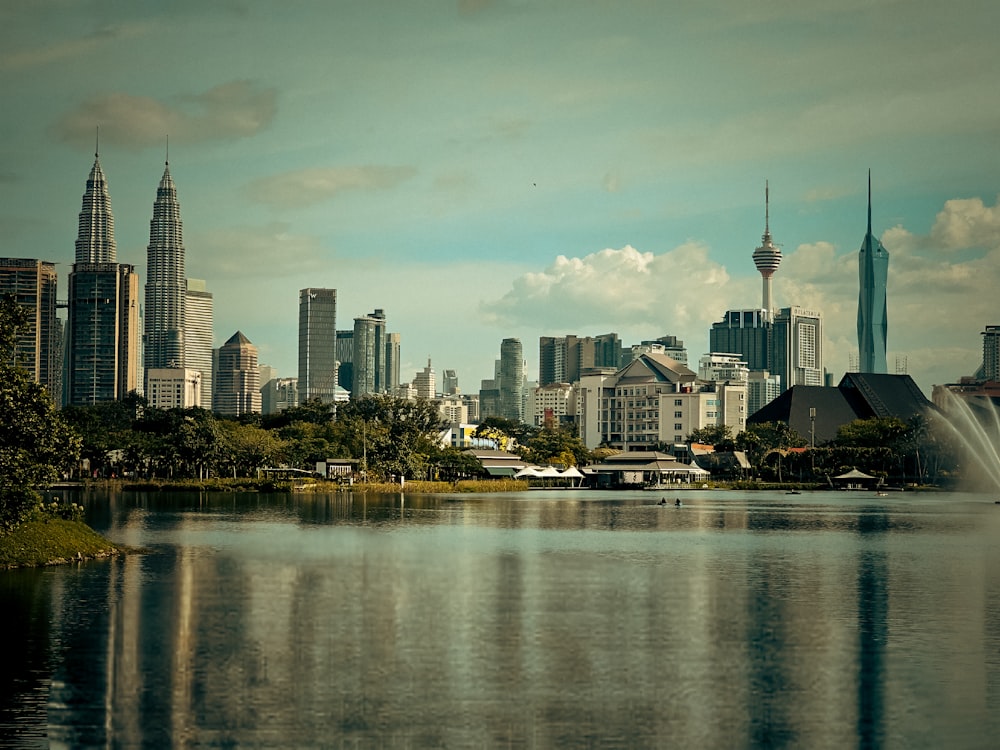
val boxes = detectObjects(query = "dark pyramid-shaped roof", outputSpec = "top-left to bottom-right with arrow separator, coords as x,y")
224,330 -> 253,346
838,372 -> 929,422
749,373 -> 932,445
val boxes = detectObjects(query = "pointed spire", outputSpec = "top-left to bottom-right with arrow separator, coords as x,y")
763,179 -> 771,242
95,125 -> 100,159
867,168 -> 872,235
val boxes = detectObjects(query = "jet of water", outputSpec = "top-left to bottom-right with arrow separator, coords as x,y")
934,390 -> 1000,491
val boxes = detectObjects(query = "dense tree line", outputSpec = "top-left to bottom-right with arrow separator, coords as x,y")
688,416 -> 959,486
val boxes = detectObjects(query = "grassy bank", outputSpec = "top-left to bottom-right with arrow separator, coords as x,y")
0,518 -> 124,570
93,477 -> 531,494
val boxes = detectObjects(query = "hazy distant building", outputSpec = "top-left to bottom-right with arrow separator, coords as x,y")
539,333 -> 621,386
532,382 -> 575,428
858,172 -> 890,374
185,279 -> 213,407
298,288 -> 338,404
413,358 -> 435,399
261,376 -> 299,415
499,338 -> 524,422
385,331 -> 401,393
213,331 -> 261,416
65,149 -> 140,405
0,257 -> 59,392
747,370 -> 782,416
146,367 -> 201,409
442,369 -> 459,395
144,158 -> 186,391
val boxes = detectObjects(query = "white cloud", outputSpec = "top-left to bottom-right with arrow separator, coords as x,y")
930,196 -> 1000,251
481,243 -> 737,343
245,165 -> 417,209
52,80 -> 276,149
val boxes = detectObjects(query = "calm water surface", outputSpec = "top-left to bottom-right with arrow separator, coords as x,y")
2,488 -> 1000,748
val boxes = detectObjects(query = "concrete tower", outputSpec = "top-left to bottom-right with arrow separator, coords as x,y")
857,171 -> 889,373
751,181 -> 782,313
144,149 -> 187,385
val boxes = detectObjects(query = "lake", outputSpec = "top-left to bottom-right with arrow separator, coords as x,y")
2,488 -> 1000,748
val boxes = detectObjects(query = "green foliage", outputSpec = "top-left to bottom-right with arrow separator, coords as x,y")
0,358 -> 81,528
835,417 -> 909,449
0,517 -> 121,569
334,395 -> 447,480
474,417 -> 538,450
520,427 -> 592,467
688,425 -> 735,451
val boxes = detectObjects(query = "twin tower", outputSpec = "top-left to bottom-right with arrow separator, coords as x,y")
66,139 -> 213,407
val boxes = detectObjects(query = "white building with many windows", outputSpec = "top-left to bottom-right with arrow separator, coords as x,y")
146,367 -> 202,409
578,353 -> 745,450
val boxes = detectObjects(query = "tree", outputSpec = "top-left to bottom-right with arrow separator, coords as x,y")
474,417 -> 538,451
688,425 -> 735,451
334,395 -> 447,480
0,296 -> 81,527
521,427 -> 592,467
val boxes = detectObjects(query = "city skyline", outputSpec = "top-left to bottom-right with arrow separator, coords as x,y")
4,2 -> 1000,396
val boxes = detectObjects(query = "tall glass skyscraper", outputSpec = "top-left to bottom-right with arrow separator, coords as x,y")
185,278 -> 214,407
857,172 -> 889,374
298,288 -> 338,404
144,158 -> 186,385
499,337 -> 524,422
65,148 -> 140,405
352,309 -> 387,398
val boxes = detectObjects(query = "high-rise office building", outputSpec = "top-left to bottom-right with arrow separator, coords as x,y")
709,309 -> 772,373
539,333 -> 621,386
499,337 -> 524,422
185,278 -> 213,408
857,172 -> 889,373
298,288 -> 338,404
65,148 -> 140,405
0,258 -> 59,392
144,158 -> 186,387
384,331 -> 401,393
981,325 -> 1000,382
772,306 -> 824,387
751,182 -> 782,312
352,309 -> 387,398
213,331 -> 261,416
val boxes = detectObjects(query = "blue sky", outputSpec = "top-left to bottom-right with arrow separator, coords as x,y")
3,0 -> 1000,397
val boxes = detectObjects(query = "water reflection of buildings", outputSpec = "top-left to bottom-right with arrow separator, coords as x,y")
24,494 -> 1000,746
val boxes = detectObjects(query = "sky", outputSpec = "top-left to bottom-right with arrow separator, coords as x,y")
3,0 -> 1000,398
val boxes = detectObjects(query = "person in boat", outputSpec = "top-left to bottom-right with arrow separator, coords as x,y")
659,497 -> 667,506
675,498 -> 681,507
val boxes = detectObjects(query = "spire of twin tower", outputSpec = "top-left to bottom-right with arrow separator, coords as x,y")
75,128 -> 117,264
144,138 -> 187,372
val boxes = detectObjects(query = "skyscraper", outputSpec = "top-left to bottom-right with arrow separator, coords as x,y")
384,331 -> 401,393
352,309 -> 387,398
981,325 -> 1000,382
499,337 -> 524,422
185,278 -> 214,407
298,288 -> 338,404
213,331 -> 261,416
65,147 -> 140,405
143,158 -> 186,388
0,258 -> 59,392
751,181 -> 782,312
857,171 -> 889,374
538,333 -> 621,386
